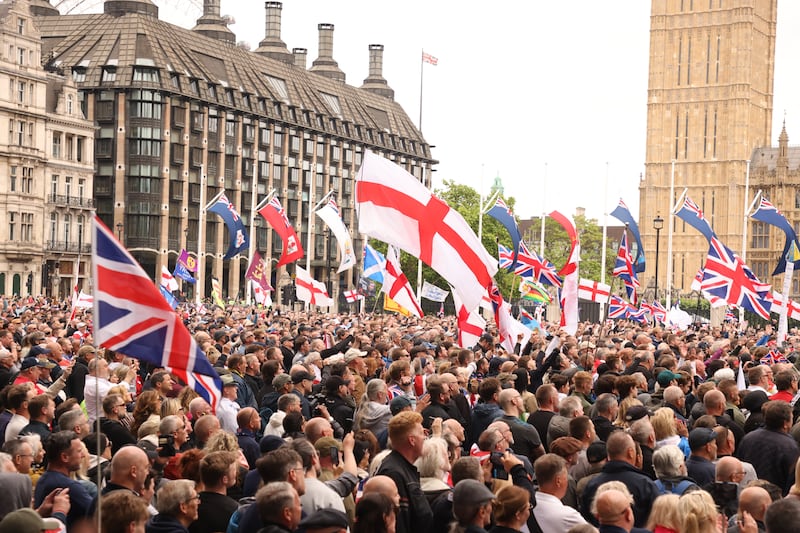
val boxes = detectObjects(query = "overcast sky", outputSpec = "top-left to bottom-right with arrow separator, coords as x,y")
85,1 -> 800,224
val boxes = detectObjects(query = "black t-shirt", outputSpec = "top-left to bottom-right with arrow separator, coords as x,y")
189,491 -> 239,533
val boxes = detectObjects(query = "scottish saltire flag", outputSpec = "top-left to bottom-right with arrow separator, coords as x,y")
178,249 -> 198,272
173,262 -> 196,284
612,231 -> 639,304
750,196 -> 800,275
487,198 -> 522,269
91,216 -> 221,409
363,242 -> 386,284
674,195 -> 715,241
515,241 -> 562,288
610,198 -> 645,272
208,193 -> 249,259
159,285 -> 179,309
498,243 -> 514,271
701,236 -> 772,319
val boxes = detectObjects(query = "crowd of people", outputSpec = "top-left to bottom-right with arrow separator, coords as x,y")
2,297 -> 800,533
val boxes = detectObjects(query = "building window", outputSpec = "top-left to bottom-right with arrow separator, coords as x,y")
72,68 -> 86,82
101,67 -> 117,82
9,212 -> 15,240
10,166 -> 16,192
65,176 -> 72,198
77,215 -> 84,245
63,214 -> 71,243
50,175 -> 58,196
17,81 -> 25,103
21,167 -> 32,194
208,84 -> 217,100
21,213 -> 32,241
52,132 -> 61,158
17,47 -> 24,65
17,17 -> 24,35
133,67 -> 160,83
751,221 -> 769,249
67,95 -> 73,114
129,90 -> 163,119
752,261 -> 769,282
49,212 -> 57,242
78,178 -> 86,198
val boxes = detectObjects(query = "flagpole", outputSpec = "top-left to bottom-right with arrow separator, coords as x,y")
245,156 -> 262,305
666,160 -> 675,309
196,165 -> 206,305
739,159 -> 751,325
540,163 -> 547,258
478,164 -> 485,240
600,162 -> 609,319
417,50 -> 427,302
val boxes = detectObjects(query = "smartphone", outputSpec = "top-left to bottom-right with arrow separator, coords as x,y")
330,446 -> 340,466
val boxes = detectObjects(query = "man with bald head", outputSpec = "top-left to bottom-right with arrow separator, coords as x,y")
594,488 -> 635,533
305,416 -> 334,444
103,445 -> 151,495
703,388 -> 745,448
362,475 -> 400,507
707,455 -> 745,518
193,414 -> 221,449
189,397 -> 212,421
731,486 -> 771,533
580,431 -> 659,528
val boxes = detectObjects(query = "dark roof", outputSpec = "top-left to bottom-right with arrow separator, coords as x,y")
750,145 -> 800,172
36,10 -> 428,157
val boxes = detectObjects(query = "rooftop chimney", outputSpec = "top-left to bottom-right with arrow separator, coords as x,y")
255,2 -> 294,64
310,23 -> 345,83
360,44 -> 394,100
29,0 -> 60,16
192,0 -> 235,45
104,0 -> 159,18
293,48 -> 308,69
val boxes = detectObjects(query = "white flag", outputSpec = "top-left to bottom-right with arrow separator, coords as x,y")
73,290 -> 94,309
160,265 -> 178,291
252,280 -> 273,307
316,197 -> 357,273
295,266 -> 334,308
421,280 -> 449,302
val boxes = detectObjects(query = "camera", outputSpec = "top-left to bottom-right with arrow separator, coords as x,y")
158,434 -> 176,457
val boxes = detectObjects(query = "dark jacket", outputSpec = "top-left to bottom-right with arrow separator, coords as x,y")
469,402 -> 503,446
736,427 -> 800,493
376,449 -> 433,533
145,514 -> 190,533
189,491 -> 239,533
324,392 -> 355,434
237,429 -> 261,470
421,402 -> 453,429
99,418 -> 137,455
581,460 -> 659,528
65,356 -> 90,402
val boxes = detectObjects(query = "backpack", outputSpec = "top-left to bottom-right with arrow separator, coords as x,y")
655,478 -> 695,495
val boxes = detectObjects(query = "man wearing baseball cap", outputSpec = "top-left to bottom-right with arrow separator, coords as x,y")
323,375 -> 355,434
451,479 -> 496,533
686,427 -> 719,486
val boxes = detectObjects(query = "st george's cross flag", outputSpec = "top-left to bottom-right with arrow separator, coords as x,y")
451,284 -> 486,349
343,289 -> 363,303
550,210 -> 579,335
578,279 -> 611,303
295,266 -> 334,307
488,283 -> 531,353
160,266 -> 179,292
768,291 -> 800,321
381,246 -> 424,318
91,216 -> 221,409
356,150 -> 497,313
259,196 -> 304,267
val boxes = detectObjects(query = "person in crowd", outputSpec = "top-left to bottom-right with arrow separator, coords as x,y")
489,484 -> 532,533
450,479 -> 495,533
532,453 -> 587,531
353,492 -> 397,533
33,430 -> 92,528
100,490 -> 150,533
146,479 -> 200,533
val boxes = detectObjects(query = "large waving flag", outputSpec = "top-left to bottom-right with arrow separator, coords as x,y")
610,199 -> 646,272
578,278 -> 611,303
92,216 -> 221,409
356,150 -> 498,312
173,262 -> 195,284
451,284 -> 486,349
487,198 -> 522,269
516,240 -> 562,288
701,236 -> 771,319
251,280 -> 272,307
612,231 -> 640,304
608,295 -> 634,319
207,193 -> 249,259
295,266 -> 334,307
245,251 -> 274,291
768,291 -> 800,321
381,246 -> 423,318
674,194 -> 715,241
159,285 -> 179,309
549,211 -> 579,335
259,196 -> 304,267
750,195 -> 800,275
363,242 -> 386,283
178,249 -> 198,273
316,197 -> 357,273
210,278 -> 225,308
519,279 -> 552,304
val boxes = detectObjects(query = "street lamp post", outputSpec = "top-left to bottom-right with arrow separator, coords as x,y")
116,222 -> 123,241
653,215 -> 664,302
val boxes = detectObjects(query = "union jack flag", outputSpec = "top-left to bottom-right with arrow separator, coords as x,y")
650,300 -> 668,323
701,236 -> 772,319
268,196 -> 293,229
674,195 -> 715,241
760,348 -> 788,366
628,307 -> 649,324
326,197 -> 340,216
608,295 -> 634,319
515,241 -> 562,288
724,308 -> 737,322
91,216 -> 221,409
498,243 -> 515,271
613,231 -> 639,304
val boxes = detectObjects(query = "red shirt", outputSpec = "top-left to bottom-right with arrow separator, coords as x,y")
770,390 -> 794,403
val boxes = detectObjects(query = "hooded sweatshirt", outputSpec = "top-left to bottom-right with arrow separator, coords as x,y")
354,401 -> 392,434
468,402 -> 503,446
146,513 -> 190,533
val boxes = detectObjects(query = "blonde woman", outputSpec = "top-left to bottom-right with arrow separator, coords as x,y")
678,490 -> 723,533
614,397 -> 643,429
415,437 -> 451,501
651,408 -> 690,457
646,494 -> 681,533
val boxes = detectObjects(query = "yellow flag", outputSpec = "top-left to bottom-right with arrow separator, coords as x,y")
788,241 -> 800,263
384,294 -> 411,317
211,278 -> 225,308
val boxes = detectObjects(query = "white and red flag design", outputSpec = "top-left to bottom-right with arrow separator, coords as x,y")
295,266 -> 333,308
381,246 -> 423,318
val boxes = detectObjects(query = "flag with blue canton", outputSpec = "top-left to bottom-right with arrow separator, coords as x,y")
173,262 -> 196,284
750,195 -> 800,275
608,295 -> 632,319
487,197 -> 522,269
92,215 -> 221,409
674,195 -> 715,242
628,307 -> 649,324
701,236 -> 771,319
208,193 -> 249,259
515,240 -> 562,288
612,231 -> 640,304
363,242 -> 386,284
610,198 -> 646,273
498,243 -> 514,271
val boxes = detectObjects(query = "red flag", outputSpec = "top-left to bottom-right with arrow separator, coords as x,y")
258,196 -> 304,267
